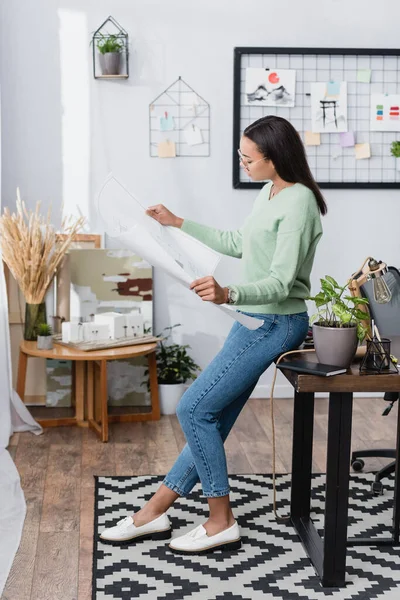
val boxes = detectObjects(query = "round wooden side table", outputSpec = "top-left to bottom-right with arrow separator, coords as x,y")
17,340 -> 160,442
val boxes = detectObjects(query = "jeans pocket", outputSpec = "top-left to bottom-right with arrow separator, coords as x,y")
282,314 -> 309,352
291,312 -> 309,323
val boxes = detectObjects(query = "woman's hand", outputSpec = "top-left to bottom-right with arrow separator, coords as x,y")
145,204 -> 183,228
190,276 -> 229,304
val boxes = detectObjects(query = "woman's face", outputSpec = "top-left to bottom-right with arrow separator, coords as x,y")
238,136 -> 276,181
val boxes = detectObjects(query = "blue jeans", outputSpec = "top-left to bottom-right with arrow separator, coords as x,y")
162,310 -> 309,498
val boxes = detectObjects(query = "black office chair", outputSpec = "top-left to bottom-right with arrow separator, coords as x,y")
351,265 -> 400,495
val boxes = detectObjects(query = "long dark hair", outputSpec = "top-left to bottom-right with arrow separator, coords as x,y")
244,116 -> 328,215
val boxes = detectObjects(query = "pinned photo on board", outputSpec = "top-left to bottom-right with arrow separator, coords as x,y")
311,81 -> 348,133
370,94 -> 400,132
245,68 -> 296,107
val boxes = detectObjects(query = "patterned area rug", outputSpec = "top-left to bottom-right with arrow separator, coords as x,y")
93,473 -> 400,600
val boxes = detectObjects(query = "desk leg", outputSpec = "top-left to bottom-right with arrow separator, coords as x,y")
75,362 -> 85,424
16,350 -> 28,402
87,362 -> 94,422
100,360 -> 108,443
148,351 -> 160,420
322,391 -> 353,587
393,389 -> 400,542
291,391 -> 314,519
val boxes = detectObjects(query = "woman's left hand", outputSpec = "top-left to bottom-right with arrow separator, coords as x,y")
190,276 -> 228,304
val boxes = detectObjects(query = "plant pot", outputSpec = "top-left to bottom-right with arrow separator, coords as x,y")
37,336 -> 53,350
99,52 -> 121,75
396,157 -> 400,171
312,323 -> 358,368
24,302 -> 47,341
158,383 -> 185,415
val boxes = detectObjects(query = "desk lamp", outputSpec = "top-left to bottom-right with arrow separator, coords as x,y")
348,256 -> 392,338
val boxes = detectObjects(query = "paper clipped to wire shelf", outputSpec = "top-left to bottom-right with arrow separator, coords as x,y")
96,175 -> 263,330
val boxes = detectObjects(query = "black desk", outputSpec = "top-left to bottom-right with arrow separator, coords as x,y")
280,336 -> 400,587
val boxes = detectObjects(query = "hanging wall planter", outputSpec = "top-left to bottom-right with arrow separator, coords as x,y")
91,16 -> 129,79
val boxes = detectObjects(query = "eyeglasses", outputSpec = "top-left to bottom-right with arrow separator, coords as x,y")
237,148 -> 267,168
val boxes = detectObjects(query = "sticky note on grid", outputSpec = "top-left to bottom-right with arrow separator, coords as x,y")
340,131 -> 355,147
183,92 -> 200,115
357,69 -> 372,83
184,124 -> 203,146
160,115 -> 175,131
326,81 -> 341,96
355,143 -> 371,160
157,140 -> 176,158
304,131 -> 321,146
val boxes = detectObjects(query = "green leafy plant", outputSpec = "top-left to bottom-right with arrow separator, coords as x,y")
94,33 -> 124,55
307,275 -> 370,342
36,323 -> 53,337
390,141 -> 400,158
143,324 -> 200,388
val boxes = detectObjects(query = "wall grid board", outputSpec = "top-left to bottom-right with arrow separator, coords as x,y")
233,47 -> 400,189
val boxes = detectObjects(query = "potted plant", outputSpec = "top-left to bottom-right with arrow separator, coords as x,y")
390,141 -> 400,171
36,323 -> 54,350
308,275 -> 370,368
96,33 -> 124,75
143,324 -> 201,415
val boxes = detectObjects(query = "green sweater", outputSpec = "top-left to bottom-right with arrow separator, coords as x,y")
181,181 -> 323,315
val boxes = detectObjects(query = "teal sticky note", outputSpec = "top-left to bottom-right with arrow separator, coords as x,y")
357,69 -> 371,83
326,81 -> 341,96
160,115 -> 175,131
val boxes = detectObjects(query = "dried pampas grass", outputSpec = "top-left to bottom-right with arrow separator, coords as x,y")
0,188 -> 85,303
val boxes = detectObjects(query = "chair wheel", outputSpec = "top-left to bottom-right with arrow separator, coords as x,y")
351,459 -> 365,472
371,481 -> 384,495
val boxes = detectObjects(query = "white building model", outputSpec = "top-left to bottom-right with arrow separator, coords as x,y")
61,312 -> 144,343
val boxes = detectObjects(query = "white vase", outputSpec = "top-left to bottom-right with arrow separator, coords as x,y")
159,383 -> 185,415
396,157 -> 400,171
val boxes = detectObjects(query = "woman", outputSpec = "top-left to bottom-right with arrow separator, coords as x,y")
100,115 -> 326,555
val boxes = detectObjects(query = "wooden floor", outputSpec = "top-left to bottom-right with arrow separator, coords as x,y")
2,396 -> 398,600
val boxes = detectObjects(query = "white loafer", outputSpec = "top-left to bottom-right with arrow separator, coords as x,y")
99,513 -> 172,545
168,520 -> 241,555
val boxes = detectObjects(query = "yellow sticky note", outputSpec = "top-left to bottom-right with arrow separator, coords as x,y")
157,140 -> 176,158
305,131 -> 321,146
355,143 -> 371,160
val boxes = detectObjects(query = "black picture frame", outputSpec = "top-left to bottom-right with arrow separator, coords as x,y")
233,47 -> 400,190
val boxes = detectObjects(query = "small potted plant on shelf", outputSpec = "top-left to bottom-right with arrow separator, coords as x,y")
143,324 -> 201,415
96,33 -> 124,75
390,141 -> 400,171
36,323 -> 54,351
308,275 -> 370,368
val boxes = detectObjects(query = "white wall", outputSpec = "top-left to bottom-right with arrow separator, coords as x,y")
1,0 -> 400,397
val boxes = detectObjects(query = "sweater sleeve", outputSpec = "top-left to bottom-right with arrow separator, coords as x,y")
181,219 -> 242,258
228,213 -> 319,305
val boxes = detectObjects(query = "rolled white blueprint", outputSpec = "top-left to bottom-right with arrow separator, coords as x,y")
96,175 -> 263,331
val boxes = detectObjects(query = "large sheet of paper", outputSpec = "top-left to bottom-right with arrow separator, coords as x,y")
96,175 -> 263,330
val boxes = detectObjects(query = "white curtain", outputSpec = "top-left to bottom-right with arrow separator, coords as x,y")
0,83 -> 42,595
